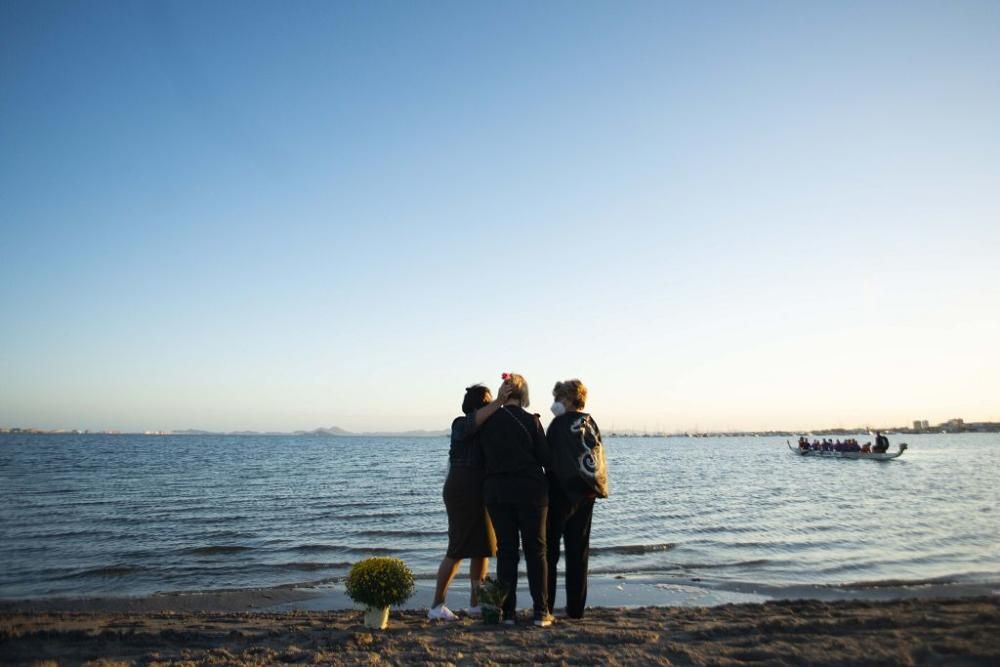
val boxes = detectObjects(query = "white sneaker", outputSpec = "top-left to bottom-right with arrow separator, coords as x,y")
466,605 -> 482,617
427,604 -> 459,622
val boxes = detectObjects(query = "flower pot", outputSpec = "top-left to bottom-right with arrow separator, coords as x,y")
481,605 -> 502,625
364,606 -> 390,629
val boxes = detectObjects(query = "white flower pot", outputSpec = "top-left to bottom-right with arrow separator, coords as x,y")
364,606 -> 390,629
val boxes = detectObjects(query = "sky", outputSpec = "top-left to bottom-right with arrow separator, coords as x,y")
1,0 -> 998,433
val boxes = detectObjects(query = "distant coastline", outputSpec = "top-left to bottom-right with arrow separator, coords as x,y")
3,421 -> 999,438
0,426 -> 450,438
605,418 -> 1000,438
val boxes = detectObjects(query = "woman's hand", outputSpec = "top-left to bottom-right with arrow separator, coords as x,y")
473,383 -> 513,428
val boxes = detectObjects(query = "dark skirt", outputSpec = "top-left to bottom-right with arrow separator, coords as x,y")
443,466 -> 497,559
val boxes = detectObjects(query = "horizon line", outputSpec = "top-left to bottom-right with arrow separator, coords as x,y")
3,418 -> 998,437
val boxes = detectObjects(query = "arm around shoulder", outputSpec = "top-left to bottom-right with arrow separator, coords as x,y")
470,383 -> 513,429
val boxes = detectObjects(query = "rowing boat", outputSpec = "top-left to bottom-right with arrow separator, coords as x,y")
787,441 -> 908,460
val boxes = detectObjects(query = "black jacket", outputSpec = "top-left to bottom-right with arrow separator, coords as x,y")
546,411 -> 609,503
478,405 -> 549,506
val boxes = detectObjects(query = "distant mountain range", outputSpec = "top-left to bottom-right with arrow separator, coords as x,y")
169,426 -> 448,437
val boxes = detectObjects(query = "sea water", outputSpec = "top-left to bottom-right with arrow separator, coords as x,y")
1,432 -> 997,599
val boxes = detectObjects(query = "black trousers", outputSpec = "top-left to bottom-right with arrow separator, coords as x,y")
486,501 -> 548,619
546,491 -> 595,618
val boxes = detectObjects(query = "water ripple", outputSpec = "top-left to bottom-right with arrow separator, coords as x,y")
1,432 -> 998,597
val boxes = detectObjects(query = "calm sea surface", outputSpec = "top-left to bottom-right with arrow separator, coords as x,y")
1,433 -> 997,599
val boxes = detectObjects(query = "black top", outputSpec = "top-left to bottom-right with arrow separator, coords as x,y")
449,413 -> 483,469
547,411 -> 609,502
478,405 -> 549,506
874,433 -> 890,451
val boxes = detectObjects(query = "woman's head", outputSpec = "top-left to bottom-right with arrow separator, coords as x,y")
502,373 -> 530,408
553,379 -> 587,411
462,384 -> 492,414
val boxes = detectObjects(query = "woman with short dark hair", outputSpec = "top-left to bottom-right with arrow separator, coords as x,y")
428,383 -> 509,621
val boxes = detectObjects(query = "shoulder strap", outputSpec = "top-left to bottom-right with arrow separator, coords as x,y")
501,406 -> 533,443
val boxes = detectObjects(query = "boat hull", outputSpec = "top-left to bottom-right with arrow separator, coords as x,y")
787,442 -> 906,460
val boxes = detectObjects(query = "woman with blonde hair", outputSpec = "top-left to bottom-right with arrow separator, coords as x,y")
545,379 -> 609,619
477,373 -> 553,627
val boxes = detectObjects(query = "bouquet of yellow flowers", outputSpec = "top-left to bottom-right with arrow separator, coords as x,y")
345,557 -> 415,609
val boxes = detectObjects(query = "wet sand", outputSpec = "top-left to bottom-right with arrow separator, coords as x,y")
2,596 -> 998,665
5,573 -> 994,616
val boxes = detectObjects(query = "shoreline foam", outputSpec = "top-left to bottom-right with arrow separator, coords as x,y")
2,574 -> 996,615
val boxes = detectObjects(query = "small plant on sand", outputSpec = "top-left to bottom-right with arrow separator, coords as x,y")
477,576 -> 508,624
345,557 -> 415,629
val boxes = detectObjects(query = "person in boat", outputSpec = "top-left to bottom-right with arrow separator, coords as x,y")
873,431 -> 890,453
861,442 -> 872,453
798,436 -> 809,450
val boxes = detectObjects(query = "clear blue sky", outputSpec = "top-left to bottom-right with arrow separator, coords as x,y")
2,0 -> 998,433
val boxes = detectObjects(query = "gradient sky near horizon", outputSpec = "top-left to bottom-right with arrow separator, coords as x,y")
2,0 -> 998,433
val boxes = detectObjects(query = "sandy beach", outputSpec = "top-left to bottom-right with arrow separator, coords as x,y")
2,595 -> 998,666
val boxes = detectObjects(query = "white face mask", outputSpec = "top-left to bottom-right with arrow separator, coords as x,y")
550,401 -> 567,417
